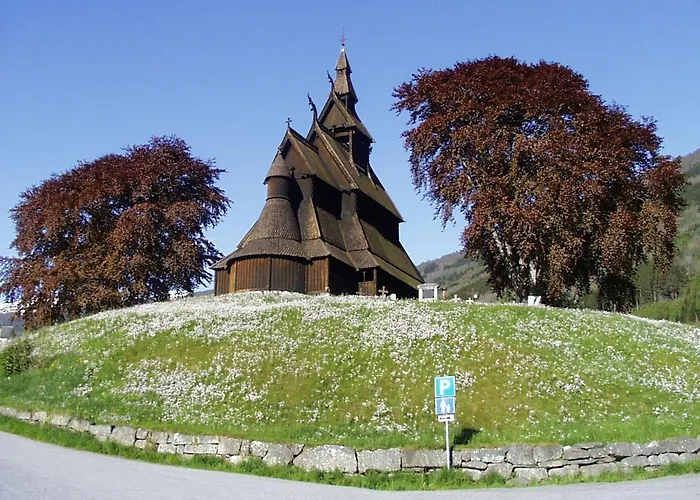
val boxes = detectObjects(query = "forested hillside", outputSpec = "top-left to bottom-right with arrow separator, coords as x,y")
676,150 -> 700,276
417,252 -> 494,301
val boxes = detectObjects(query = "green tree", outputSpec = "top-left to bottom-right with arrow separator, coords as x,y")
680,274 -> 700,323
1,136 -> 230,329
393,56 -> 686,311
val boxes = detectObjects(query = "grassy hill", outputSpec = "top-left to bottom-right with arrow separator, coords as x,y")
418,148 -> 700,302
1,292 -> 698,449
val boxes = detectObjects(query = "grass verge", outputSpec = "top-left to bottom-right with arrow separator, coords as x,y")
1,415 -> 698,491
1,293 -> 699,449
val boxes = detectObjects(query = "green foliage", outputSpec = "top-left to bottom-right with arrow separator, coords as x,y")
634,300 -> 683,322
0,338 -> 34,377
635,261 -> 688,306
683,160 -> 700,179
680,274 -> 700,323
680,149 -> 700,172
633,275 -> 700,325
683,183 -> 700,205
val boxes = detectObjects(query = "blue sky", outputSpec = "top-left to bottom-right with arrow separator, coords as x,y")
1,0 -> 698,275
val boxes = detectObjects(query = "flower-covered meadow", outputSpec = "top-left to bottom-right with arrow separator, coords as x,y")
1,292 -> 698,449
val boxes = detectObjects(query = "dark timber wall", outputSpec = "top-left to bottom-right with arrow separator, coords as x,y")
232,256 -> 305,293
270,257 -> 305,293
306,258 -> 329,294
214,270 -> 229,295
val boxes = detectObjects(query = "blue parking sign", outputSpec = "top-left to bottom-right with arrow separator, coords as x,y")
435,397 -> 456,415
434,376 -> 455,397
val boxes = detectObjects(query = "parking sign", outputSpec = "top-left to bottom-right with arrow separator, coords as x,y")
434,376 -> 456,398
435,397 -> 456,415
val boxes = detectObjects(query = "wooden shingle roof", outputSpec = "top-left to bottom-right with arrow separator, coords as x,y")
311,123 -> 402,220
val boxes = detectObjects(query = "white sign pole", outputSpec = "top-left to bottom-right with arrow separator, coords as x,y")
445,421 -> 450,469
434,376 -> 456,471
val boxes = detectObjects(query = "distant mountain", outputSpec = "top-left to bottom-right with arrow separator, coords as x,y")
677,149 -> 700,275
416,252 -> 494,301
418,148 -> 700,301
680,148 -> 700,174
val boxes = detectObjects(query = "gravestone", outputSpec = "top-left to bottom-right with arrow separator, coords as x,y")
527,295 -> 541,306
0,326 -> 15,339
418,283 -> 441,301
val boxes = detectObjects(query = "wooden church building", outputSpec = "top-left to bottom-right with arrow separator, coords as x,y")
212,45 -> 423,298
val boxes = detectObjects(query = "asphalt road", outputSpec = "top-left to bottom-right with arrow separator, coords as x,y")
1,431 -> 699,500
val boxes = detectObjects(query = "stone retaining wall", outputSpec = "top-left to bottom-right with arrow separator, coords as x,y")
1,406 -> 698,483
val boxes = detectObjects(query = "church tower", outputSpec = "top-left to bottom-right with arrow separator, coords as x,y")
212,44 -> 423,297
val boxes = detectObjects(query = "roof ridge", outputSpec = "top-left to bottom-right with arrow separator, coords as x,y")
328,92 -> 375,143
285,129 -> 319,177
286,127 -> 318,151
312,122 -> 357,188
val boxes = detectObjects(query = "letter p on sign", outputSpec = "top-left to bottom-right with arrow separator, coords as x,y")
434,376 -> 456,398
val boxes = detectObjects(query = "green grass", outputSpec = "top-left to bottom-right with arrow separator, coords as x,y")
0,293 -> 698,449
1,415 -> 698,491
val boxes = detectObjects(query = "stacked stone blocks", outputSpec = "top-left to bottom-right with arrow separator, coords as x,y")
1,406 -> 698,482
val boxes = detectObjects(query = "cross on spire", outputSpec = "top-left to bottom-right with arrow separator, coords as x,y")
340,28 -> 346,49
285,117 -> 292,127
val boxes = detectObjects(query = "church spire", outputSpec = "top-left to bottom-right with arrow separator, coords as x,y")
333,35 -> 357,110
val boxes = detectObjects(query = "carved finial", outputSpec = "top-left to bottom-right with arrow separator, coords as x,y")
285,117 -> 292,128
307,94 -> 317,120
326,70 -> 334,87
340,27 -> 346,50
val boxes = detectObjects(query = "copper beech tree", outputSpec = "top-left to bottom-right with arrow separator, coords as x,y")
393,57 -> 686,310
1,136 -> 229,328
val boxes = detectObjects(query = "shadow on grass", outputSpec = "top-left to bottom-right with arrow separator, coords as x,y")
453,426 -> 481,446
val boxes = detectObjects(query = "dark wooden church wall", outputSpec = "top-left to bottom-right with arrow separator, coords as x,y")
351,135 -> 371,170
306,258 -> 329,293
357,195 -> 399,242
214,269 -> 229,295
377,269 -> 417,299
233,256 -> 306,293
234,257 -> 269,291
357,268 -> 377,296
328,258 -> 357,295
228,263 -> 238,292
313,179 -> 342,218
270,257 -> 305,293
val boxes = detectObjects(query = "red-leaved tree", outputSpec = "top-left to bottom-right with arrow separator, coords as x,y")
1,136 -> 230,328
393,57 -> 686,310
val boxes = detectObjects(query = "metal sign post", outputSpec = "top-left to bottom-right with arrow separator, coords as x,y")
434,376 -> 456,470
445,418 -> 450,469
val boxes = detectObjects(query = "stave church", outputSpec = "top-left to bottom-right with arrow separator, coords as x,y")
212,43 -> 423,298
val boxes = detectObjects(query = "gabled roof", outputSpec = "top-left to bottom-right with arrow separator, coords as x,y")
316,91 -> 374,143
311,122 -> 403,220
282,127 -> 347,188
359,220 -> 422,281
